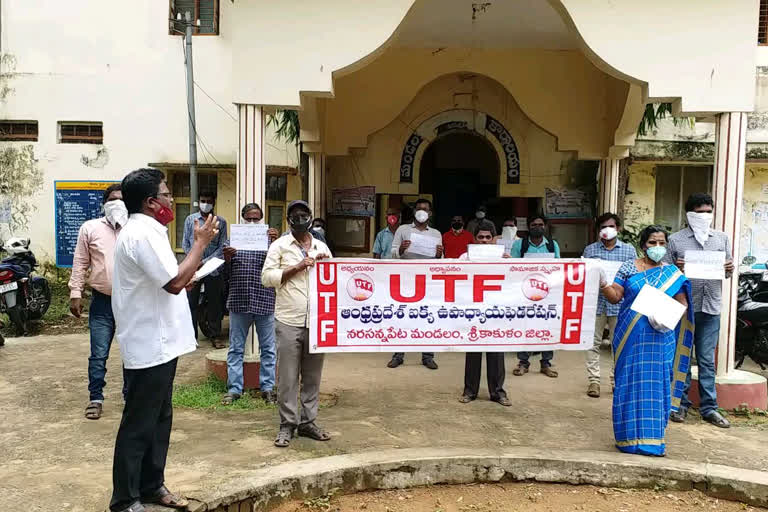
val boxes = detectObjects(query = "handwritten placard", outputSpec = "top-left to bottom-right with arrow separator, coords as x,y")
630,284 -> 686,330
467,244 -> 505,261
408,232 -> 438,257
230,224 -> 269,251
684,250 -> 725,280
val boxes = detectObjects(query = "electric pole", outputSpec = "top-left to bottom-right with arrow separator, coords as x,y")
183,11 -> 198,210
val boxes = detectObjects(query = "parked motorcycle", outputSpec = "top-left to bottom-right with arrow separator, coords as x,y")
735,268 -> 768,370
0,237 -> 51,336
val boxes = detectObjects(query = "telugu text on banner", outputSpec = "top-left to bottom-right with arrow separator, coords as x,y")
309,259 -> 601,353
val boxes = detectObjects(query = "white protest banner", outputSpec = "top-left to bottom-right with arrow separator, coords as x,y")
309,258 -> 600,353
230,224 -> 269,251
407,232 -> 438,257
467,244 -> 505,261
684,250 -> 726,280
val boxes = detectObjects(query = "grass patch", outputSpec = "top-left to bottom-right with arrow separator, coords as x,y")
173,374 -> 276,411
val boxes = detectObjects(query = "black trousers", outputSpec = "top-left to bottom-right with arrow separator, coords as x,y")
110,358 -> 178,511
464,352 -> 507,400
187,273 -> 224,339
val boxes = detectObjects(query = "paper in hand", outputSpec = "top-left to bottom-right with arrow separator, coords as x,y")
230,224 -> 269,251
684,250 -> 726,280
630,284 -> 686,330
467,244 -> 505,261
408,232 -> 438,257
194,257 -> 224,281
524,252 -> 555,259
594,260 -> 623,284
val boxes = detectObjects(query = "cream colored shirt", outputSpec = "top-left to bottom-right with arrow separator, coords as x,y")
262,233 -> 332,328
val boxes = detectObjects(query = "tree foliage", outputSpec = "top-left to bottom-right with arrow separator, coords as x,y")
637,103 -> 694,137
0,145 -> 44,232
266,110 -> 300,145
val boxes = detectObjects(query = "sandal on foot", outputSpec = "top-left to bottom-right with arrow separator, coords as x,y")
540,366 -> 558,378
458,394 -> 476,403
85,401 -> 103,420
211,339 -> 226,349
221,392 -> 241,405
274,426 -> 295,448
297,422 -> 331,441
141,485 -> 188,509
512,363 -> 529,376
493,396 -> 512,407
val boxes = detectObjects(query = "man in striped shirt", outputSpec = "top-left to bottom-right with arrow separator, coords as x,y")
582,213 -> 637,398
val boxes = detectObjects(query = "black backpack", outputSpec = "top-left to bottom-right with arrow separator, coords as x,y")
520,238 -> 555,256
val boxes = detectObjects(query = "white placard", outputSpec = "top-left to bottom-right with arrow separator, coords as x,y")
684,250 -> 726,280
467,244 -> 505,261
408,232 -> 438,257
524,252 -> 555,259
595,260 -> 624,284
630,284 -> 686,330
194,257 -> 224,281
516,217 -> 528,231
230,224 -> 269,251
496,238 -> 515,255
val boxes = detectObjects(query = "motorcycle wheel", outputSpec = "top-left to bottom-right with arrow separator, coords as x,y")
28,278 -> 51,320
0,331 -> 5,346
197,306 -> 217,339
7,306 -> 28,336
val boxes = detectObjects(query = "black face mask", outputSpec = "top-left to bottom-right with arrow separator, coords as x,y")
289,215 -> 312,233
451,221 -> 463,230
529,227 -> 545,238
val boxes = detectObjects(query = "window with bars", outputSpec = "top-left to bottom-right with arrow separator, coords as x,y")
0,121 -> 38,141
169,0 -> 219,35
59,122 -> 103,144
760,0 -> 768,44
654,165 -> 713,232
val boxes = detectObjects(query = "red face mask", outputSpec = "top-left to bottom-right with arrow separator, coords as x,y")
151,199 -> 175,226
387,215 -> 399,226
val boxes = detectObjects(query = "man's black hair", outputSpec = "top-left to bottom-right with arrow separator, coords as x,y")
527,212 -> 547,226
685,193 -> 714,212
596,212 -> 622,229
199,188 -> 217,201
241,202 -> 262,218
473,220 -> 496,237
121,168 -> 165,214
102,183 -> 122,205
415,198 -> 432,209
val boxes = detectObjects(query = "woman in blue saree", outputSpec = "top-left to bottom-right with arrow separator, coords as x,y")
599,226 -> 694,456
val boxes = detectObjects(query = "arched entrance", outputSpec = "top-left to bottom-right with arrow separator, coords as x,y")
419,131 -> 499,232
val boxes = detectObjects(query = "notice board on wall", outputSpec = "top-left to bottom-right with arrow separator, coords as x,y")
55,181 -> 119,267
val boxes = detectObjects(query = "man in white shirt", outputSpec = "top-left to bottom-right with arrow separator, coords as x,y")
109,168 -> 218,512
388,198 -> 442,370
262,200 -> 333,448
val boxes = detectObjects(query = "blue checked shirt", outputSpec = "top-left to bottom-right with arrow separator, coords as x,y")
583,239 -> 637,316
182,212 -> 228,276
224,247 -> 275,315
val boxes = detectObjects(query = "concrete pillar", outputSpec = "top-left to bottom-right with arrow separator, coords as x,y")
687,112 -> 767,410
598,158 -> 620,215
307,152 -> 326,218
236,104 -> 266,210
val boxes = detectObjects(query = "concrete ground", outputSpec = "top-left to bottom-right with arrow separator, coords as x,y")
0,332 -> 767,512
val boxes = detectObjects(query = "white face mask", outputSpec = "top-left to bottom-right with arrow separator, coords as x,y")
104,199 -> 128,228
199,202 -> 213,214
475,211 -> 486,220
502,225 -> 517,240
313,226 -> 325,236
599,227 -> 618,241
687,211 -> 713,246
414,209 -> 429,224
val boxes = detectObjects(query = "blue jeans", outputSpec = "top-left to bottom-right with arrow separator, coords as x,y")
517,351 -> 554,368
88,291 -> 125,402
681,312 -> 720,415
227,312 -> 277,394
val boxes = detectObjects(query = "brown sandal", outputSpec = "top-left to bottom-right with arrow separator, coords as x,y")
84,402 -> 102,420
297,422 -> 331,441
211,339 -> 226,349
142,485 -> 188,509
540,366 -> 559,378
512,363 -> 529,376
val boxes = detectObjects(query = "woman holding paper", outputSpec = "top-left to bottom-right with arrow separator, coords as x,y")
599,225 -> 694,457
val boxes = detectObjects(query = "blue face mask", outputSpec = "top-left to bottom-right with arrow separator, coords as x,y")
646,246 -> 667,262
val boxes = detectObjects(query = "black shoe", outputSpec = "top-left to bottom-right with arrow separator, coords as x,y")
387,357 -> 403,368
703,411 -> 731,428
670,407 -> 688,423
261,390 -> 278,404
422,358 -> 438,370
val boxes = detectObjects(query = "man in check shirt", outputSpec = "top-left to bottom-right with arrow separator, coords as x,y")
69,183 -> 128,420
110,168 -> 218,512
388,198 -> 442,370
262,200 -> 332,448
221,203 -> 279,406
582,213 -> 636,398
667,193 -> 734,429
